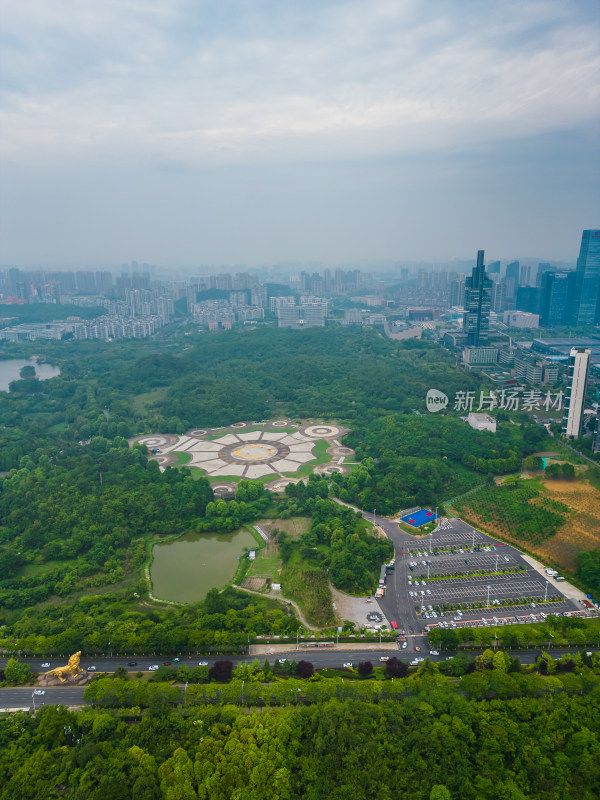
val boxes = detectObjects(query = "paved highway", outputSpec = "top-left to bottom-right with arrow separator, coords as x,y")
1,646 -> 596,711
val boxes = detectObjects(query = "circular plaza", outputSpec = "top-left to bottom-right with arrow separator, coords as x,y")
132,421 -> 353,485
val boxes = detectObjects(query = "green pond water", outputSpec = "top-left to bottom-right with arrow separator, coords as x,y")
150,529 -> 257,603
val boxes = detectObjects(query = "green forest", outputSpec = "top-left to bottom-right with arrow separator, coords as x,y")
2,324 -> 600,797
2,667 -> 600,799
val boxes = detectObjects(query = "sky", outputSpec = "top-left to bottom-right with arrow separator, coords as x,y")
1,0 -> 599,269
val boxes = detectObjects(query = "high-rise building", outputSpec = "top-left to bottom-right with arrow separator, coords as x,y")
572,230 -> 600,326
487,260 -> 500,274
463,250 -> 492,346
540,272 -> 570,326
562,347 -> 591,439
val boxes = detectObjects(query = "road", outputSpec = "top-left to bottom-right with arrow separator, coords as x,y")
1,647 -> 596,710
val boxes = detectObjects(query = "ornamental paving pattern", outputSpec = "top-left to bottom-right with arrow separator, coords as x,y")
133,421 -> 353,485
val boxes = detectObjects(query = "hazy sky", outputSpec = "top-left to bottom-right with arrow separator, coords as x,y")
1,0 -> 599,268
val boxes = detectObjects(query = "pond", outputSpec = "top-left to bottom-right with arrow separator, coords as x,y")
150,528 -> 258,603
0,358 -> 61,391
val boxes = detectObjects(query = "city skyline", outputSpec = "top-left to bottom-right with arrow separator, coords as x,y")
1,0 -> 599,267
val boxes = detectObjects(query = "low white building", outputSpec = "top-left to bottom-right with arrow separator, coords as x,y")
466,412 -> 497,433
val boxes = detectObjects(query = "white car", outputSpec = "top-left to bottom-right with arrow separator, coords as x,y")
149,665 -> 159,671
343,662 -> 353,668
34,689 -> 45,695
41,662 -> 51,668
430,650 -> 439,656
278,658 -> 287,664
198,661 -> 208,667
87,666 -> 96,671
401,642 -> 407,649
426,590 -> 431,595
380,656 -> 390,662
415,657 -> 425,662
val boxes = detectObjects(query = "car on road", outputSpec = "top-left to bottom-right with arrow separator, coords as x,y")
278,658 -> 287,664
430,650 -> 439,656
128,661 -> 138,667
415,646 -> 420,652
379,656 -> 389,662
163,661 -> 172,666
343,662 -> 353,668
401,642 -> 407,649
41,662 -> 51,668
173,658 -> 181,662
198,661 -> 209,667
87,666 -> 96,671
149,665 -> 159,671
426,590 -> 431,595
415,657 -> 424,662
34,689 -> 45,695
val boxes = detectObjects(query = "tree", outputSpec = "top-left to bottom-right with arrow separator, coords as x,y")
209,660 -> 233,682
296,660 -> 314,679
430,787 -> 451,800
4,658 -> 31,684
358,661 -> 373,677
385,657 -> 408,678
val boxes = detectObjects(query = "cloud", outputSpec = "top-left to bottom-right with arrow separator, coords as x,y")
1,0 -> 598,166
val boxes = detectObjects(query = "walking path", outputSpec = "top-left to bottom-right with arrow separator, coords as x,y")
232,583 -> 316,631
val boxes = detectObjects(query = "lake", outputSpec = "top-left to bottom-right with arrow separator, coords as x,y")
0,358 -> 61,391
150,528 -> 257,603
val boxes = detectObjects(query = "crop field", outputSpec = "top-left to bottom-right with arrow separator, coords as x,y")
455,479 -> 569,546
456,477 -> 600,572
537,479 -> 600,570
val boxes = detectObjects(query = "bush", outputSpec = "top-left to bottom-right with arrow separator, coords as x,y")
358,661 -> 373,677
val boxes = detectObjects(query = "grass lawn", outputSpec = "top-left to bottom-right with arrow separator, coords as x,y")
131,388 -> 169,415
247,550 -> 281,583
173,451 -> 192,465
280,549 -> 335,627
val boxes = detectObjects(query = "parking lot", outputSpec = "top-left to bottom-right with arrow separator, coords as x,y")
376,514 -> 581,642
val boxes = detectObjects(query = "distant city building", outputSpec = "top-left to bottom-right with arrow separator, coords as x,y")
503,310 -> 539,328
487,260 -> 501,274
277,301 -> 326,328
562,347 -> 591,439
463,346 -> 498,368
407,307 -> 440,322
463,250 -> 492,346
540,272 -> 571,326
467,413 -> 497,433
572,230 -> 600,326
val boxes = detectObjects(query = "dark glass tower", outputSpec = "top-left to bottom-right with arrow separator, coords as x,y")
463,250 -> 492,346
573,230 -> 600,326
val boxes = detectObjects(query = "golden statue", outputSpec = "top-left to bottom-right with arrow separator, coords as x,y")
43,651 -> 84,683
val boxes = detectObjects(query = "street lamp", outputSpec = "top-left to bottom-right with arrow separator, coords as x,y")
544,583 -> 549,602
31,691 -> 36,712
373,509 -> 376,525
487,585 -> 491,607
241,680 -> 245,706
495,554 -> 499,573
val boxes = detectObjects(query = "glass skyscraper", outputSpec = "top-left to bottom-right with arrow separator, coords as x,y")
573,230 -> 600,326
463,250 -> 492,346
